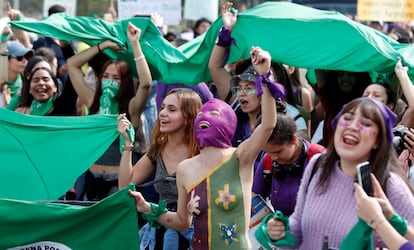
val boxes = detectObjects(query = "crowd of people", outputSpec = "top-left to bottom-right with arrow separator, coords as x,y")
1,1 -> 414,249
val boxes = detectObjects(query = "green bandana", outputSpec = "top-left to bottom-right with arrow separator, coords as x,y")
255,210 -> 297,249
99,79 -> 120,114
340,218 -> 373,250
30,97 -> 54,116
5,74 -> 23,97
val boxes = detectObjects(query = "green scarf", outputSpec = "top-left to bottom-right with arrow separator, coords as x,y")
30,97 -> 54,116
5,74 -> 22,97
99,79 -> 120,114
340,218 -> 373,250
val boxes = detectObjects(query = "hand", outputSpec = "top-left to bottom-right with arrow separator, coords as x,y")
267,216 -> 286,241
150,12 -> 164,27
1,25 -> 13,43
117,114 -> 132,144
7,2 -> 22,21
221,2 -> 238,31
354,182 -> 384,223
394,57 -> 409,78
127,22 -> 142,43
100,40 -> 124,52
404,128 -> 414,155
371,174 -> 394,220
108,0 -> 117,20
1,84 -> 11,107
187,189 -> 200,216
250,46 -> 271,75
128,190 -> 151,214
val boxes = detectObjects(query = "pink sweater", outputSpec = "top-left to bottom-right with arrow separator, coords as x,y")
282,155 -> 414,249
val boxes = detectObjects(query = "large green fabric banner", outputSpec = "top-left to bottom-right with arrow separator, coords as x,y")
10,2 -> 414,85
0,108 -> 118,200
0,184 -> 139,250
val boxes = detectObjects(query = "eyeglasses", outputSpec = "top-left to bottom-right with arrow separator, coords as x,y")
231,86 -> 256,96
8,55 -> 30,62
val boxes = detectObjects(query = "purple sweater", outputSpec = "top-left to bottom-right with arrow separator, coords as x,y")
400,242 -> 414,250
282,157 -> 414,250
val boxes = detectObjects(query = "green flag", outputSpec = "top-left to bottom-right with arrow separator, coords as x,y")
0,108 -> 118,200
0,184 -> 139,250
10,2 -> 414,85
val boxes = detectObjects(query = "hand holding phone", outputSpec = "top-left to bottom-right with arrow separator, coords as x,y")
357,161 -> 373,196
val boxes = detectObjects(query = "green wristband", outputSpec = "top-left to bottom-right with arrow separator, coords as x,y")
141,200 -> 168,228
389,213 -> 408,235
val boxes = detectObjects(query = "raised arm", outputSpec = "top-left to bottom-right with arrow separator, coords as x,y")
395,58 -> 414,127
126,22 -> 152,128
208,2 -> 238,102
238,47 -> 279,165
67,40 -> 121,108
354,182 -> 409,250
117,114 -> 155,189
7,3 -> 31,49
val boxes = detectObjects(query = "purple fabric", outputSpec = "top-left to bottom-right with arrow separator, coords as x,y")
194,98 -> 237,149
155,82 -> 213,111
287,159 -> 414,249
215,26 -> 234,47
215,26 -> 236,66
331,97 -> 397,145
254,71 -> 286,100
400,242 -> 414,250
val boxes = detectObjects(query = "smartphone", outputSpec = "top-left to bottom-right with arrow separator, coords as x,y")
357,161 -> 373,196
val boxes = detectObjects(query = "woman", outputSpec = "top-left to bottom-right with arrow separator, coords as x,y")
315,69 -> 372,146
67,22 -> 151,200
118,88 -> 202,249
129,46 -> 282,250
354,175 -> 414,250
208,2 -> 261,146
14,66 -> 58,115
265,97 -> 414,249
363,59 -> 414,185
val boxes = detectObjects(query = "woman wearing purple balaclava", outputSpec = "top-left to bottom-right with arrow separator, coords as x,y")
129,46 -> 285,249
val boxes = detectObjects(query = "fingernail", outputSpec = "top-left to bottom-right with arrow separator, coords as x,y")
135,196 -> 141,202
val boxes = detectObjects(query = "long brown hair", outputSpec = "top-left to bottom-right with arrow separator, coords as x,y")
317,98 -> 407,194
147,88 -> 202,162
89,59 -> 135,116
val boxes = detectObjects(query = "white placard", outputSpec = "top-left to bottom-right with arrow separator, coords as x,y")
42,0 -> 77,17
184,0 -> 218,22
117,0 -> 181,25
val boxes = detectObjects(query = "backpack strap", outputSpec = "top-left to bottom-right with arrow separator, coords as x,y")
307,143 -> 325,162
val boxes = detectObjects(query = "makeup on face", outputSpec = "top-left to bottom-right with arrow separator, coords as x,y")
337,115 -> 376,136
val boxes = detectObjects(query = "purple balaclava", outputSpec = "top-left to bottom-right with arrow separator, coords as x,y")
194,98 -> 237,149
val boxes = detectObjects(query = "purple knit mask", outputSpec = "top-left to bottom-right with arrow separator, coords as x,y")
194,99 -> 237,149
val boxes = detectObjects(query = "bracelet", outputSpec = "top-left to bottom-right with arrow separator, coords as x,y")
134,55 -> 145,62
141,200 -> 168,228
97,43 -> 102,53
122,144 -> 134,152
369,217 -> 386,230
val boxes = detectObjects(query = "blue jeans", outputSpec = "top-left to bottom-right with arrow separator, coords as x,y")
139,223 -> 194,250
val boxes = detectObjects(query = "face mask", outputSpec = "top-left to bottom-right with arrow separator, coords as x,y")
99,79 -> 120,114
194,99 -> 237,149
30,97 -> 54,116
